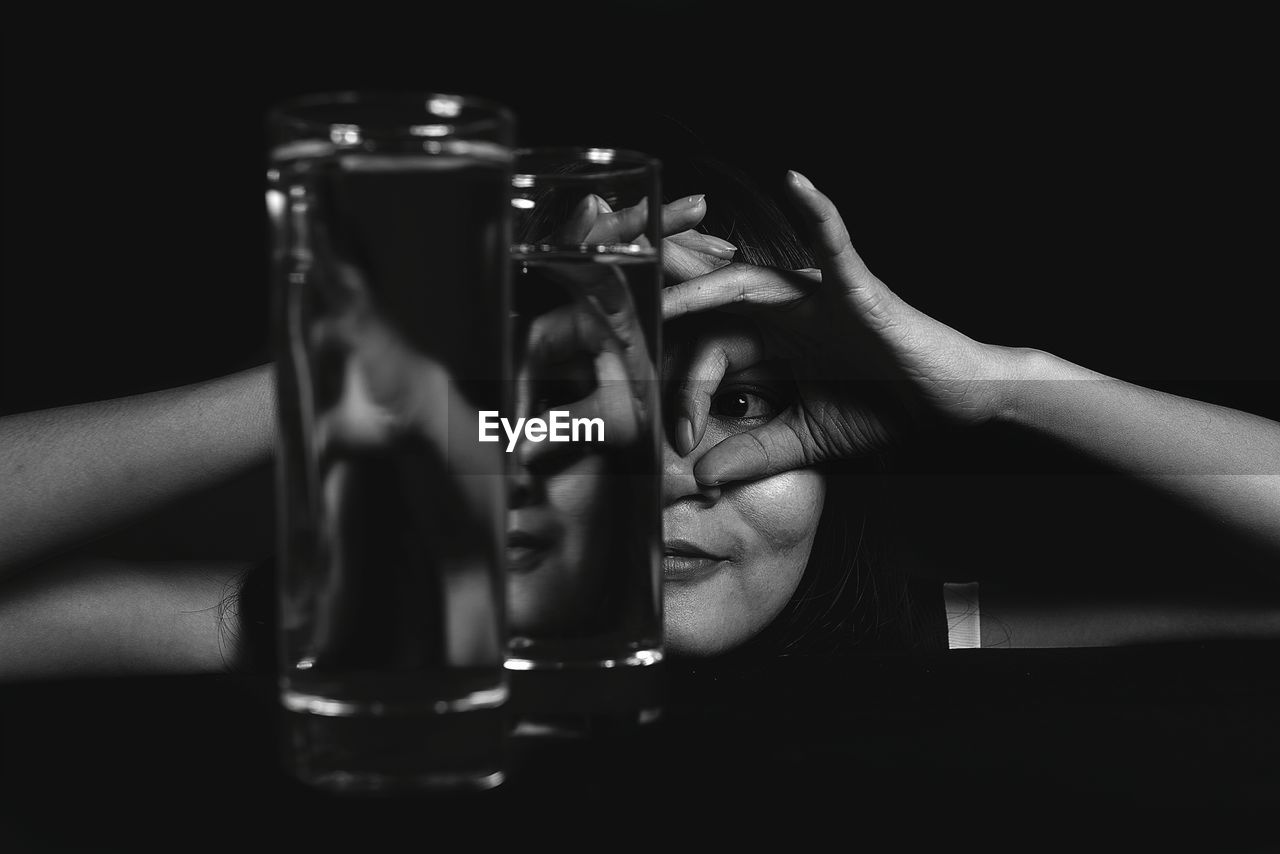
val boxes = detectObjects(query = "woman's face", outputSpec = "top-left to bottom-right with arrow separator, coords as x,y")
506,448 -> 613,637
661,314 -> 826,656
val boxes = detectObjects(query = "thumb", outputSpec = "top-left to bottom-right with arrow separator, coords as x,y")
692,416 -> 818,486
784,170 -> 896,320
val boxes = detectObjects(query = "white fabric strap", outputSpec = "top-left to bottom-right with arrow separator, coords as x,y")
943,582 -> 981,649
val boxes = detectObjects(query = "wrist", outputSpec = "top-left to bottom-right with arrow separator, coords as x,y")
989,346 -> 1066,427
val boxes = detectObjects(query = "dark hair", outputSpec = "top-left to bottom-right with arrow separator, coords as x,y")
221,558 -> 276,675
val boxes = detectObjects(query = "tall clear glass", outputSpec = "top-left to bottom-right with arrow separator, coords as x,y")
505,147 -> 665,735
267,92 -> 515,791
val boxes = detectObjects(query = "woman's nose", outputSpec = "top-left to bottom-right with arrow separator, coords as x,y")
661,433 -> 722,506
507,462 -> 540,509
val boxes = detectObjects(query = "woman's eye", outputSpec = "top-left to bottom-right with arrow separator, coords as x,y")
709,389 -> 778,420
534,358 -> 596,408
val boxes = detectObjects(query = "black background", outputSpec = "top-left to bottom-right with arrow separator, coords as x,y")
4,6 -> 1273,412
2,7 -> 1279,848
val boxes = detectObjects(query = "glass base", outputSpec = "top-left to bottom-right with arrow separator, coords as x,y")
280,704 -> 507,794
510,706 -> 664,739
504,651 -> 665,739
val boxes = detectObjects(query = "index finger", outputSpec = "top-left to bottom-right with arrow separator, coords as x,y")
585,197 -> 648,245
662,263 -> 819,321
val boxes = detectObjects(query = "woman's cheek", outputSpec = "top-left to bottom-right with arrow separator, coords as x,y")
542,454 -> 609,519
729,468 -> 826,550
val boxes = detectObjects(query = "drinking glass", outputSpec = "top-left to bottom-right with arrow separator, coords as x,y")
267,91 -> 515,791
504,147 -> 665,735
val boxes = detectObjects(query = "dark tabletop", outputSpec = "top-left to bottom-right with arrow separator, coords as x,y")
4,640 -> 1279,851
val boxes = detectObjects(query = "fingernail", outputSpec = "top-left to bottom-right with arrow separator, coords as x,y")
788,170 -> 816,191
677,417 -> 695,456
696,470 -> 724,487
595,195 -> 613,214
696,455 -> 746,487
699,234 -> 738,258
671,194 -> 705,209
574,194 -> 598,219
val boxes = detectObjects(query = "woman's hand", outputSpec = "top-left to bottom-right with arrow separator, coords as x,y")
663,170 -> 1022,485
538,190 -> 736,288
514,297 -> 646,462
514,192 -> 736,467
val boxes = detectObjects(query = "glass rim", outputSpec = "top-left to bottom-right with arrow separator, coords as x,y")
267,90 -> 515,139
512,146 -> 661,181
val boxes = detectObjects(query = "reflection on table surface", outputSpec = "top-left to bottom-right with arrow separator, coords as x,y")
3,639 -> 1279,847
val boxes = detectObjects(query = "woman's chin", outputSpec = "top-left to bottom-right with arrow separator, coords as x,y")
662,597 -> 753,658
664,634 -> 739,658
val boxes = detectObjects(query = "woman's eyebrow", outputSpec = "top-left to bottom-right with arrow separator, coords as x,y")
723,359 -> 792,383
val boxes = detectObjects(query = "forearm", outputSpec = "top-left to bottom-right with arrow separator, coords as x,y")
999,348 -> 1280,552
978,584 -> 1280,648
0,557 -> 251,682
0,365 -> 276,576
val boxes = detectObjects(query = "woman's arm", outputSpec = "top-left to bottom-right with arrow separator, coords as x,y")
0,556 -> 253,681
1003,350 -> 1280,553
662,171 -> 1280,559
0,365 -> 276,579
976,583 -> 1280,649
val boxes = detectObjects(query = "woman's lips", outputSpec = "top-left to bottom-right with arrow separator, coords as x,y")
663,538 -> 729,582
506,529 -> 552,574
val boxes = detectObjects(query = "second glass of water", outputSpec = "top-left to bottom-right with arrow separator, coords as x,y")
505,147 -> 665,735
